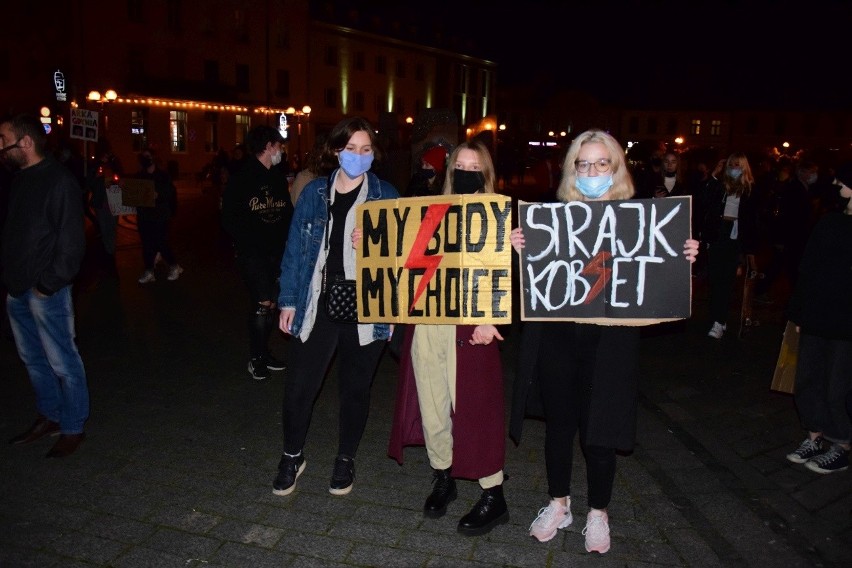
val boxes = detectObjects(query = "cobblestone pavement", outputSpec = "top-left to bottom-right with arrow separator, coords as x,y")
1,182 -> 850,567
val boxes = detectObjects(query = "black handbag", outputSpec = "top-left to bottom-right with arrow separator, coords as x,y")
324,273 -> 358,323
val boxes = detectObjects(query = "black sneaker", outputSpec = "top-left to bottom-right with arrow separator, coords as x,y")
786,436 -> 824,464
248,357 -> 270,380
265,354 -> 286,371
805,444 -> 849,474
329,454 -> 355,495
272,453 -> 305,496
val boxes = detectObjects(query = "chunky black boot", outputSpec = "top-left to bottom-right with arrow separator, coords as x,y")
424,468 -> 457,518
457,484 -> 509,536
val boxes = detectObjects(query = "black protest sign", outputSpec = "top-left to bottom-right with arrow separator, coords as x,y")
357,194 -> 512,324
518,197 -> 692,325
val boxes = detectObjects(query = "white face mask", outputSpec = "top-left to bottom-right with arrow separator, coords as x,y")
270,150 -> 282,166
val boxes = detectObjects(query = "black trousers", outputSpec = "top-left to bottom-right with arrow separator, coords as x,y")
537,322 -> 617,510
236,253 -> 280,359
707,236 -> 741,325
282,296 -> 385,458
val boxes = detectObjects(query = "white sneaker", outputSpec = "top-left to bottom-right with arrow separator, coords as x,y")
137,270 -> 156,284
529,498 -> 572,542
167,265 -> 184,281
707,321 -> 726,339
583,509 -> 611,554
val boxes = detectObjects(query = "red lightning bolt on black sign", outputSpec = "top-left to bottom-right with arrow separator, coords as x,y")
580,250 -> 613,304
404,203 -> 451,312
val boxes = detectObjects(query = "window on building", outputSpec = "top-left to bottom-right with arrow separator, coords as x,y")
167,49 -> 184,79
458,64 -> 469,93
276,69 -> 290,97
166,0 -> 182,32
324,87 -> 338,109
374,94 -> 383,114
235,114 -> 250,144
170,110 -> 187,153
354,91 -> 365,112
774,115 -> 787,136
233,8 -> 248,43
128,46 -> 145,78
710,119 -> 721,136
128,0 -> 144,23
647,117 -> 658,134
275,27 -> 290,49
415,63 -> 424,81
395,60 -> 406,78
236,63 -> 250,92
131,109 -> 147,152
628,116 -> 639,134
204,60 -> 219,85
414,98 -> 422,115
666,118 -> 677,135
480,69 -> 490,99
375,55 -> 387,75
354,51 -> 365,71
325,45 -> 338,67
395,95 -> 404,115
745,115 -> 758,135
690,119 -> 700,135
205,112 -> 219,152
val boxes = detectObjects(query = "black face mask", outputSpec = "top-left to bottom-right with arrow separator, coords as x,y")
452,169 -> 484,194
664,171 -> 676,178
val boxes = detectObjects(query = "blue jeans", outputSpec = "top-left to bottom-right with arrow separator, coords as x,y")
7,287 -> 90,433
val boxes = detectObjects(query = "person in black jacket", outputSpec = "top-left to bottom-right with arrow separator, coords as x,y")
221,125 -> 294,380
698,153 -> 760,339
784,164 -> 852,474
1,113 -> 89,458
135,147 -> 182,284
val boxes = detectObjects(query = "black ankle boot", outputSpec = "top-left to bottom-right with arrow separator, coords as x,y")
457,484 -> 509,536
424,468 -> 457,518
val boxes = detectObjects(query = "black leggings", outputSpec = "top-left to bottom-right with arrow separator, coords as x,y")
538,322 -> 617,510
282,297 -> 385,458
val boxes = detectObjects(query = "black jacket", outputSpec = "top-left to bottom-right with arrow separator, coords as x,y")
1,156 -> 85,296
221,156 -> 293,257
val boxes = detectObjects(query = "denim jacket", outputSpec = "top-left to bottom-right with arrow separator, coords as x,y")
278,169 -> 399,343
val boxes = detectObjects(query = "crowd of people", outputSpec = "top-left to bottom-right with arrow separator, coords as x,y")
1,110 -> 850,555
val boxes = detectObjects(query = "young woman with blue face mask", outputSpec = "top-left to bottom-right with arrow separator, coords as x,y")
274,116 -> 399,498
509,129 -> 699,554
698,152 -> 759,339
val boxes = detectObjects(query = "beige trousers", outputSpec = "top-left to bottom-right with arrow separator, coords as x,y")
411,324 -> 503,489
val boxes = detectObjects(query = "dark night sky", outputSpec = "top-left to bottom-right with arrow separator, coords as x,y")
361,0 -> 848,110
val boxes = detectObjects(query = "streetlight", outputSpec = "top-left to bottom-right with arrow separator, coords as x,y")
285,105 -> 311,169
87,88 -> 117,133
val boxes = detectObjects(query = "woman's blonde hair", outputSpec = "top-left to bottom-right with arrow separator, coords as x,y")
722,152 -> 754,197
442,140 -> 496,195
557,129 -> 634,202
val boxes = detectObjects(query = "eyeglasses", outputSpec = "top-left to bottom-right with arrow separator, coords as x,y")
574,158 -> 611,174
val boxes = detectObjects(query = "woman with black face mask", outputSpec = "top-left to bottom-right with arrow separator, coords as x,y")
388,140 -> 511,536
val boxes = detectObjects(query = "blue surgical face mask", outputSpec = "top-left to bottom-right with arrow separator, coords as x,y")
726,167 -> 743,180
338,150 -> 374,178
575,175 -> 613,199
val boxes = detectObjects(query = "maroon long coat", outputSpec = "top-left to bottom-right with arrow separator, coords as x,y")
387,324 -> 506,481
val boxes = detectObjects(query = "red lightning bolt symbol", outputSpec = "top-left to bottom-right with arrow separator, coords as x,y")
404,203 -> 451,312
580,250 -> 613,304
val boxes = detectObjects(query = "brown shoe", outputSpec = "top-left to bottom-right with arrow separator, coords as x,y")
46,433 -> 85,458
8,415 -> 60,445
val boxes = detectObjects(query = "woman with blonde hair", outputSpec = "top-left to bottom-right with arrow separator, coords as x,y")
510,129 -> 699,553
388,139 -> 510,536
699,152 -> 759,339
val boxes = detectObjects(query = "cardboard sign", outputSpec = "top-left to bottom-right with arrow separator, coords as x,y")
70,108 -> 98,142
517,196 -> 692,325
771,321 -> 799,394
120,178 -> 157,208
356,194 -> 512,324
105,184 -> 136,216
